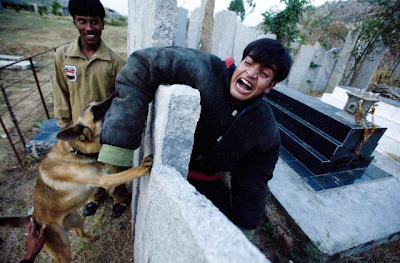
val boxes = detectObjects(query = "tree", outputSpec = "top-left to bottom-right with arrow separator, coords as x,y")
51,0 -> 62,16
346,0 -> 400,87
262,0 -> 310,48
300,3 -> 349,49
228,0 -> 256,21
228,0 -> 245,21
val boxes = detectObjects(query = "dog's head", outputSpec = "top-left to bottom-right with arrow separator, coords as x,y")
57,94 -> 114,142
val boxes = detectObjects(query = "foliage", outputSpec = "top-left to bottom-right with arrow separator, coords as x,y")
346,0 -> 400,86
51,0 -> 62,16
228,0 -> 245,21
300,2 -> 349,49
309,61 -> 321,68
262,0 -> 311,48
228,0 -> 256,21
104,17 -> 128,27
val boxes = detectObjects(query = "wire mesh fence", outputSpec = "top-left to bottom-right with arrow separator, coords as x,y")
0,44 -> 68,169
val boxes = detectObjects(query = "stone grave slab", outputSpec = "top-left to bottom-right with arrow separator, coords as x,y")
264,84 -> 390,191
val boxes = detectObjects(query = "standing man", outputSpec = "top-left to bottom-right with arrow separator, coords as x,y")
98,38 -> 291,239
53,0 -> 128,218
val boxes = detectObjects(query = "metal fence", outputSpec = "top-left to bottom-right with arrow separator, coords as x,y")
0,43 -> 68,168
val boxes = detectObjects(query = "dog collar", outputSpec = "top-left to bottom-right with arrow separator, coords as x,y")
71,148 -> 99,159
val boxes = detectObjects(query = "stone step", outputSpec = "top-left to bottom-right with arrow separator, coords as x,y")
278,123 -> 331,175
266,86 -> 355,143
267,98 -> 341,159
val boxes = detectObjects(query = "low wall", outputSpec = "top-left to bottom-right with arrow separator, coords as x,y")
131,85 -> 269,263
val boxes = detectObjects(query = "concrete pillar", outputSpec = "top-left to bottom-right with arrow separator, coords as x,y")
325,30 -> 360,93
232,22 -> 265,64
300,42 -> 338,93
199,0 -> 215,52
287,44 -> 315,91
187,1 -> 206,50
351,38 -> 387,90
128,0 -> 177,54
174,7 -> 188,47
211,10 -> 237,59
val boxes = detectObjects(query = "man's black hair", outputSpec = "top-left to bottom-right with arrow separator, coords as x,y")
242,38 -> 292,82
68,0 -> 105,20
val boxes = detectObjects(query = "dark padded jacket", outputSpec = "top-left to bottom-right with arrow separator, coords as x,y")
100,46 -> 280,229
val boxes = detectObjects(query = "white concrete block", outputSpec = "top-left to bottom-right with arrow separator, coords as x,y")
134,164 -> 270,263
152,85 -> 201,176
269,156 -> 400,256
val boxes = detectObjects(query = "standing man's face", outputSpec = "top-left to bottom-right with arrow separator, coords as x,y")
230,56 -> 277,101
73,15 -> 104,47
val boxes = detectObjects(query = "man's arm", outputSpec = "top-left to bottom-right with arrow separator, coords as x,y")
53,50 -> 72,130
99,47 -> 221,166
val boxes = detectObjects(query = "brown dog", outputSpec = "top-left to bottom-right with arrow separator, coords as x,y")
0,96 -> 152,263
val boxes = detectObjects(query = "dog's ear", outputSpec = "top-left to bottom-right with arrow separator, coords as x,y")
56,125 -> 86,141
92,93 -> 115,123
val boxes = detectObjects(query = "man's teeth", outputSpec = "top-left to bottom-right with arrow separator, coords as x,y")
241,78 -> 251,89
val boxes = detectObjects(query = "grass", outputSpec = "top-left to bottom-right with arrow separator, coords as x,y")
0,10 -> 127,58
0,9 -> 131,262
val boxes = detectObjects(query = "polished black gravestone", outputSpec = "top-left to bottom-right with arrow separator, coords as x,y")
265,85 -> 391,191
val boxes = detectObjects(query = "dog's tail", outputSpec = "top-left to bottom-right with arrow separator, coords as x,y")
0,216 -> 30,228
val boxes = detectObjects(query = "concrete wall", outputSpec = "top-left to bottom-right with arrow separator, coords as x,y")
131,85 -> 270,263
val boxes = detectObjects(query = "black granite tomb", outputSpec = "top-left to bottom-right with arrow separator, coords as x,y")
265,85 -> 390,191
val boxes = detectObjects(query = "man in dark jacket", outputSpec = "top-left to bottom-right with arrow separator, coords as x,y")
98,38 -> 291,239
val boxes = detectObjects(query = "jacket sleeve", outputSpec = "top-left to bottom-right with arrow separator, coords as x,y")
53,49 -> 72,130
99,47 -> 216,166
230,144 -> 280,230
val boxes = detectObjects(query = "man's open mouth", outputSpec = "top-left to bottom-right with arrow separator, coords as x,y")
236,78 -> 252,93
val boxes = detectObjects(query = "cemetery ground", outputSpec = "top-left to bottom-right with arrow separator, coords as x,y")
0,10 -> 399,263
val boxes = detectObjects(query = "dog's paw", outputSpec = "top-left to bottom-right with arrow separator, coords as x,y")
74,229 -> 94,241
84,233 -> 95,241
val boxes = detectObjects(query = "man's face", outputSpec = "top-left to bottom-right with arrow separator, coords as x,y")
73,15 -> 104,47
230,56 -> 277,101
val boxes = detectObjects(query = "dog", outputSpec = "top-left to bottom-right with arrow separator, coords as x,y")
0,95 -> 152,263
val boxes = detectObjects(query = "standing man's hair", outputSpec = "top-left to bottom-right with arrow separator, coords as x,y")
68,0 -> 106,20
242,38 -> 292,82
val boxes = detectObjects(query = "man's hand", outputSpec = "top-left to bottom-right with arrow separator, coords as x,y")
23,218 -> 46,261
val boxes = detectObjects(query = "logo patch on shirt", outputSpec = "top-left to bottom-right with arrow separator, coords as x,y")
65,65 -> 77,82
